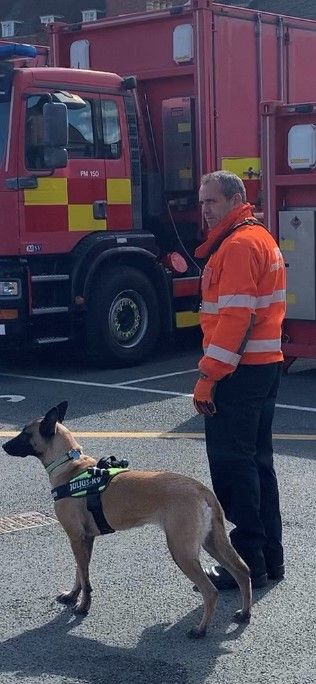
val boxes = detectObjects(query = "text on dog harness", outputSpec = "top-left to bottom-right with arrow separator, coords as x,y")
51,465 -> 129,535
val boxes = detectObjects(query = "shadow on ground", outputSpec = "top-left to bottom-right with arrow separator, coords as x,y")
0,581 -> 276,684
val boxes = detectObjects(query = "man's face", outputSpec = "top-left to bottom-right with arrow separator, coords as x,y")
199,179 -> 241,229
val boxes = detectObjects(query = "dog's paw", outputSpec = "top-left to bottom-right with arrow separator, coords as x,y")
233,609 -> 251,623
56,591 -> 79,605
187,627 -> 206,639
73,600 -> 90,615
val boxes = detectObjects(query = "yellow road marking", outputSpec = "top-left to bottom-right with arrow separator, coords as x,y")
0,431 -> 315,441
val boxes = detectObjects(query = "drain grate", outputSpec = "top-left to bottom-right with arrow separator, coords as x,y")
0,511 -> 57,534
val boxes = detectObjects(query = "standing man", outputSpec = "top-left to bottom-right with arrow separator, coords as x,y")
194,171 -> 286,589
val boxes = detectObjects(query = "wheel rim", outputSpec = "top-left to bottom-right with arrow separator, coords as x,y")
108,289 -> 148,348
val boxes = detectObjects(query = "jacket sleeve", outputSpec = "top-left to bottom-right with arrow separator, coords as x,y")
199,239 -> 259,381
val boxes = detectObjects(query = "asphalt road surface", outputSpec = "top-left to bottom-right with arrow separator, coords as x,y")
0,335 -> 315,684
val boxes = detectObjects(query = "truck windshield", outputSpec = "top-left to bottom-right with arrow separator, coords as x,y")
0,101 -> 10,165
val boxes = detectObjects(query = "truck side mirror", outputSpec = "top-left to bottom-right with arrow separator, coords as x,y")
43,102 -> 68,147
42,102 -> 69,169
43,147 -> 68,169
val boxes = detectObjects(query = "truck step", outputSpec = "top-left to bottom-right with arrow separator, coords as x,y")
32,306 -> 69,315
31,275 -> 70,282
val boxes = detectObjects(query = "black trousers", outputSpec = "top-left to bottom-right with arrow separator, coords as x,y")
204,362 -> 283,574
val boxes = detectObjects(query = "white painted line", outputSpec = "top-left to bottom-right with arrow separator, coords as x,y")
0,372 -> 315,411
0,372 -> 131,388
276,402 -> 316,413
115,368 -> 198,385
116,385 -> 192,397
0,372 -> 191,397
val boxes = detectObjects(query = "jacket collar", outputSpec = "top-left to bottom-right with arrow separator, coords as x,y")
195,203 -> 254,260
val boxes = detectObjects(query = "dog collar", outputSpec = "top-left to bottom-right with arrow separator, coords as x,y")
45,448 -> 82,475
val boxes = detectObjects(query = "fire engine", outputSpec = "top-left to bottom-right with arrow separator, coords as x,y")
1,0 -> 316,366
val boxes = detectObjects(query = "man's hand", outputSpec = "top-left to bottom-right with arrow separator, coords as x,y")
193,375 -> 216,416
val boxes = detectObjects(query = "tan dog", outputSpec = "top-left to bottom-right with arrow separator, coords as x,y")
3,402 -> 251,639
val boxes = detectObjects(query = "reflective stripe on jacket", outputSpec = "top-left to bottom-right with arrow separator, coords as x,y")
197,216 -> 286,381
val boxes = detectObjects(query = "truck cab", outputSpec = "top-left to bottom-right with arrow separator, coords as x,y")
0,44 -> 196,364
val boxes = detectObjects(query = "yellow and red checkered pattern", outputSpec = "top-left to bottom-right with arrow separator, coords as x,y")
24,177 -> 132,233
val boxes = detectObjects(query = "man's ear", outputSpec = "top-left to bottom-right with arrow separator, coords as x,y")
232,192 -> 243,207
39,407 -> 59,439
56,401 -> 68,423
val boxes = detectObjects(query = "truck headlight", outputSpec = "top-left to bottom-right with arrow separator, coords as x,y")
0,281 -> 20,296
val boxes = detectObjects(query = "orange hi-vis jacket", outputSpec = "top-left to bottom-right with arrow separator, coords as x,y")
195,203 -> 286,382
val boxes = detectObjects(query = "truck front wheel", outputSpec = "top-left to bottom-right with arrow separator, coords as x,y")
86,266 -> 161,366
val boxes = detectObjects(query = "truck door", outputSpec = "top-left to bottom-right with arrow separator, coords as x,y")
19,90 -> 106,255
99,95 -> 133,231
18,90 -> 130,256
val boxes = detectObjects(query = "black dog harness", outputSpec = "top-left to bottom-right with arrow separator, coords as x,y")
51,457 -> 129,535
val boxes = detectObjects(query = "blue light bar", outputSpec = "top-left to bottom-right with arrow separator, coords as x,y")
0,43 -> 37,60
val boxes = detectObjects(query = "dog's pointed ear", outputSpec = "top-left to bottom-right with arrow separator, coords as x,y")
39,402 -> 68,439
56,401 -> 68,423
39,407 -> 59,439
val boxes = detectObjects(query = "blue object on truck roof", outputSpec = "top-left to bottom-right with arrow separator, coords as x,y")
0,43 -> 37,60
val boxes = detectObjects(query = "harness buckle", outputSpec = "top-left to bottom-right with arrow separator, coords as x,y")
87,466 -> 106,478
96,456 -> 129,470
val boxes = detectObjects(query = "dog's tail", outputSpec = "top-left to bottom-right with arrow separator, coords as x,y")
201,486 -> 252,619
202,485 -> 225,526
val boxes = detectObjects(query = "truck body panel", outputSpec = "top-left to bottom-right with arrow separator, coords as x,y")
261,100 -> 316,363
50,3 -> 316,204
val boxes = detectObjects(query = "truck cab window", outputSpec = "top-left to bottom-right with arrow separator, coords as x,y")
25,95 -> 95,169
101,100 -> 121,159
67,100 -> 95,158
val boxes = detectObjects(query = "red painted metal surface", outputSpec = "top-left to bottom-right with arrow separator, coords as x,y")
262,101 -> 316,359
50,2 -> 316,185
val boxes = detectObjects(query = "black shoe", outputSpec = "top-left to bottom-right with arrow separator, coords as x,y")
266,564 -> 285,580
193,566 -> 267,592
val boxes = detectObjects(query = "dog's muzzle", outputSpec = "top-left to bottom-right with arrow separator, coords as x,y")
3,434 -> 38,458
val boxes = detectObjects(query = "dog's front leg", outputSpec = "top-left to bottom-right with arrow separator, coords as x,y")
56,567 -> 81,606
69,536 -> 94,614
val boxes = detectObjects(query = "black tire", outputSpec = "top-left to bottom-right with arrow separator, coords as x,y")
86,266 -> 161,367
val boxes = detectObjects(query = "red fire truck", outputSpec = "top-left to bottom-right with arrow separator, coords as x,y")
1,0 -> 316,366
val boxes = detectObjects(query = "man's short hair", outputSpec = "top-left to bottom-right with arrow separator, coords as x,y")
200,171 -> 247,203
